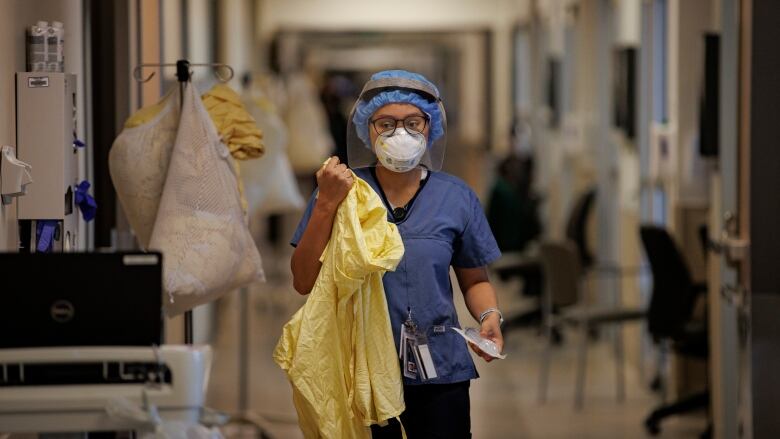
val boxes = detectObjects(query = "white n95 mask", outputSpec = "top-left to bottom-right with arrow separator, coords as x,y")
374,129 -> 427,173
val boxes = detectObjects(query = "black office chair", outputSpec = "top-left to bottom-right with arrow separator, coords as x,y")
494,188 -> 596,339
564,188 -> 597,270
640,225 -> 710,438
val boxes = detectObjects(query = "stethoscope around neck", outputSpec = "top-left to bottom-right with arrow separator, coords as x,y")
391,206 -> 409,222
371,165 -> 429,224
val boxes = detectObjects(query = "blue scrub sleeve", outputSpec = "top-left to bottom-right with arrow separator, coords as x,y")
290,189 -> 318,247
452,190 -> 502,268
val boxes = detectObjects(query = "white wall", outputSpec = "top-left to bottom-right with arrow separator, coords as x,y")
668,0 -> 713,210
187,0 -> 213,65
257,0 -> 531,153
0,0 -> 86,252
218,0 -> 255,89
614,0 -> 641,46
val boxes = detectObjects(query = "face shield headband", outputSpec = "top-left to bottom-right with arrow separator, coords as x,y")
349,77 -> 448,146
346,75 -> 448,171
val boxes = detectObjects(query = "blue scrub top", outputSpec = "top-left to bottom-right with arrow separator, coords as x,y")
291,167 -> 501,385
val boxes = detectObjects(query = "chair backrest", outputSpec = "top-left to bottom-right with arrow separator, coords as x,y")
539,241 -> 582,309
565,188 -> 597,269
639,225 -> 698,340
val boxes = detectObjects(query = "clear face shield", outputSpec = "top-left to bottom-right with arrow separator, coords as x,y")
346,76 -> 447,171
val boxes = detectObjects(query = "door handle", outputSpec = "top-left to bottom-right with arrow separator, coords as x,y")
707,211 -> 750,267
721,284 -> 748,308
721,284 -> 751,344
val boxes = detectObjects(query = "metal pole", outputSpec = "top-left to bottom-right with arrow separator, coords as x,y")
238,287 -> 250,412
177,60 -> 194,346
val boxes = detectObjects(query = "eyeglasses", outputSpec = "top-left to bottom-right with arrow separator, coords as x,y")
370,115 -> 429,136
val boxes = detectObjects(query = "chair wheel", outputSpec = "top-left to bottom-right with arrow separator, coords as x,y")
552,328 -> 564,345
650,375 -> 664,392
644,416 -> 661,436
699,424 -> 713,439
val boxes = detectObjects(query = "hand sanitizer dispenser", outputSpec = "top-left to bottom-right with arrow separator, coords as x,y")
15,72 -> 79,252
0,146 -> 33,204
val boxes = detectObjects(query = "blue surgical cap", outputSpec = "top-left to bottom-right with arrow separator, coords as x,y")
353,70 -> 445,148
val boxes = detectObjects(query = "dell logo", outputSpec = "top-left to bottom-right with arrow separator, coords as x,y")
51,300 -> 75,323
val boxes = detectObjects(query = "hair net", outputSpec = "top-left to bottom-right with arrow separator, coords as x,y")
352,70 -> 445,148
347,69 -> 447,170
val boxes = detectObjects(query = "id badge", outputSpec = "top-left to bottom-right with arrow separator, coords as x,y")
400,324 -> 418,380
413,332 -> 438,381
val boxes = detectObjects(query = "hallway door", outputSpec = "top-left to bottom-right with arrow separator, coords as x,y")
707,1 -> 742,437
742,1 -> 780,437
711,1 -> 780,438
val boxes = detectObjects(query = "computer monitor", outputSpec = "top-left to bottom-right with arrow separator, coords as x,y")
0,252 -> 163,348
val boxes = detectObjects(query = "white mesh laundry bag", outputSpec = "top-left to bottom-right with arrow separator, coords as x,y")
109,87 -> 180,249
283,73 -> 333,174
240,93 -> 304,216
149,83 -> 265,316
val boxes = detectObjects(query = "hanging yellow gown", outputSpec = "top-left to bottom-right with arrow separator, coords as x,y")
274,174 -> 406,439
200,84 -> 264,160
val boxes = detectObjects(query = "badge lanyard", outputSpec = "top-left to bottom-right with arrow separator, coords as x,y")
400,308 -> 438,381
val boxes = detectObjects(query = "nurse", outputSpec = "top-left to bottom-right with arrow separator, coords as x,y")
290,70 -> 503,439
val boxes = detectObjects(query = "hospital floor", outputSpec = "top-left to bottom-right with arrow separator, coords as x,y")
205,244 -> 707,439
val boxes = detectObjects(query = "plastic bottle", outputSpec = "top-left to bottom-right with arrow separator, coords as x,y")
47,21 -> 64,72
26,21 -> 48,72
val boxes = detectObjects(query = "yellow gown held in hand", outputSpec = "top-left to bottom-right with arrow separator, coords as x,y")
274,174 -> 406,439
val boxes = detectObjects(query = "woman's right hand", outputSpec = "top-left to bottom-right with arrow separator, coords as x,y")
292,156 -> 353,295
315,156 -> 354,211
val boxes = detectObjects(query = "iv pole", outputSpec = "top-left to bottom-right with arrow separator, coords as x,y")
133,60 -> 274,439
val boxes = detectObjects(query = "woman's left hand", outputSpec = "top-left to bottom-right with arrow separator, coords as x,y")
469,313 -> 504,363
